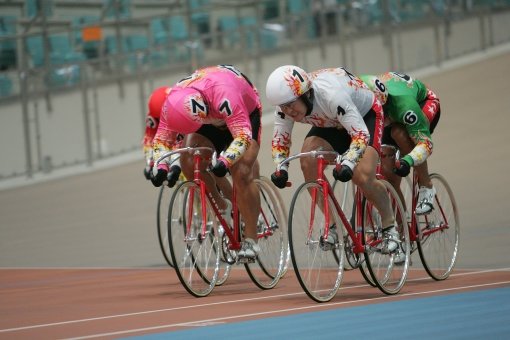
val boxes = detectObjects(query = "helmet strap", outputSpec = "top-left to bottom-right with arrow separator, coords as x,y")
300,89 -> 314,116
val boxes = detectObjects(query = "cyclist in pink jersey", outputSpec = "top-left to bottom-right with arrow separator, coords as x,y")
266,65 -> 400,253
148,64 -> 263,261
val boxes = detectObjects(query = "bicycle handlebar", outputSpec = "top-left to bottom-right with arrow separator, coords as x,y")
277,150 -> 341,171
155,146 -> 215,166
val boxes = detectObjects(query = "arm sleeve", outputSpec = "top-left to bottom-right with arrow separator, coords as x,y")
331,98 -> 370,170
152,116 -> 181,171
215,90 -> 253,167
272,110 -> 294,169
142,116 -> 157,164
396,101 -> 433,166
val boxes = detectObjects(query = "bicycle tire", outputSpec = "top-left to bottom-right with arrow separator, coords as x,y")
332,180 -> 359,271
168,181 -> 220,297
264,177 -> 291,276
157,185 -> 174,267
416,173 -> 460,280
209,205 -> 232,287
363,179 -> 410,295
244,177 -> 287,289
356,197 -> 377,287
289,181 -> 344,302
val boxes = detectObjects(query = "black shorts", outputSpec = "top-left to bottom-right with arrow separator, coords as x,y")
195,107 -> 261,154
305,110 -> 377,154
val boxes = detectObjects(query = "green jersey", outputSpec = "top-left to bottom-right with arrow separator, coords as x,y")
360,72 -> 435,166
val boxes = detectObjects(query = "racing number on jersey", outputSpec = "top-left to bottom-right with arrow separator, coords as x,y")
219,64 -> 242,76
219,99 -> 232,116
340,67 -> 356,81
374,78 -> 386,93
391,72 -> 413,84
191,98 -> 207,115
403,110 -> 418,125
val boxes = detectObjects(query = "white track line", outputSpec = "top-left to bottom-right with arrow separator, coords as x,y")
64,280 -> 510,340
1,267 -> 509,334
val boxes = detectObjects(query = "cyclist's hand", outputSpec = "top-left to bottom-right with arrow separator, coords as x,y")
271,169 -> 288,189
166,165 -> 181,188
333,164 -> 353,182
151,167 -> 168,187
393,158 -> 411,177
143,165 -> 152,180
211,158 -> 228,177
143,159 -> 154,180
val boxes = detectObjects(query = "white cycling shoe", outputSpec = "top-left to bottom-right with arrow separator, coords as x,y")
237,238 -> 260,262
382,226 -> 400,253
416,186 -> 436,215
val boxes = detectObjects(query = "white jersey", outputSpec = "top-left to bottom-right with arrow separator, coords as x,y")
272,67 -> 376,168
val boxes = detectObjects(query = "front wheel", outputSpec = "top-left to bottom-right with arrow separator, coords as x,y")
416,173 -> 460,280
289,181 -> 344,302
168,181 -> 220,297
157,185 -> 174,267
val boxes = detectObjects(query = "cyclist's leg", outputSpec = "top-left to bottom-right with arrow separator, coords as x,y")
353,146 -> 394,228
181,133 -> 230,210
391,124 -> 433,188
300,135 -> 335,181
380,127 -> 406,205
230,140 -> 260,243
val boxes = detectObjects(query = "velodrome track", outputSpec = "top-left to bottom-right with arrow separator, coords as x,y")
1,47 -> 510,339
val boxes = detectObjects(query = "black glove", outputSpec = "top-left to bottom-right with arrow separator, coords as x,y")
393,158 -> 411,177
151,168 -> 168,187
271,170 -> 288,189
211,159 -> 228,177
166,165 -> 181,188
332,164 -> 353,182
143,166 -> 152,180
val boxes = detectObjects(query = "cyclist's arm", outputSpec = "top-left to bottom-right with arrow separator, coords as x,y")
272,110 -> 294,169
330,98 -> 370,170
396,101 -> 433,166
142,116 -> 158,163
152,125 -> 181,170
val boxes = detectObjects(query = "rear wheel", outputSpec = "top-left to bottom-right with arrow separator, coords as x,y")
333,180 -> 358,271
168,181 -> 219,297
244,177 -> 287,289
416,173 -> 459,280
289,181 -> 344,302
363,180 -> 410,295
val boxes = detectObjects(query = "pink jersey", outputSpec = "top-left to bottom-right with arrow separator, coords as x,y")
153,65 -> 262,168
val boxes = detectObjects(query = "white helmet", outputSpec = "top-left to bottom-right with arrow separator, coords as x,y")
265,65 -> 312,106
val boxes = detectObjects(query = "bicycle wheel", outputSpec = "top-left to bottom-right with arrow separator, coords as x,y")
168,181 -> 220,297
157,185 -> 174,267
416,173 -> 459,280
289,181 -> 344,302
244,177 -> 287,289
333,180 -> 359,270
208,204 -> 232,287
363,179 -> 410,295
356,197 -> 377,287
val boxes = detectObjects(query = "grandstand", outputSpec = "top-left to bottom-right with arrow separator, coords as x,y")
1,0 -> 510,182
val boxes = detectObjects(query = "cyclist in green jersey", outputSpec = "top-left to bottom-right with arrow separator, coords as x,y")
360,72 -> 441,215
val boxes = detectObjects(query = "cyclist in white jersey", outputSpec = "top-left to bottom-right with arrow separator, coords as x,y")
266,65 -> 399,251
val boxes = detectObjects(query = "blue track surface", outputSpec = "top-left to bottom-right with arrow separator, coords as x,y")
127,286 -> 510,339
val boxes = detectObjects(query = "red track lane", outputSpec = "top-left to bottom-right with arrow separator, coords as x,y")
1,267 -> 509,339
